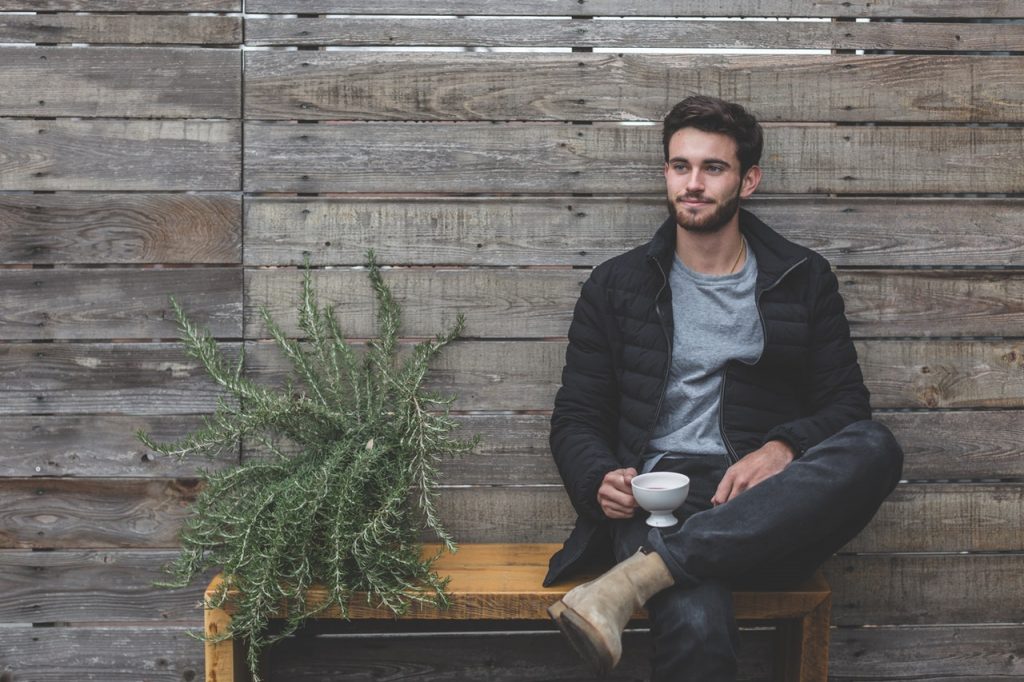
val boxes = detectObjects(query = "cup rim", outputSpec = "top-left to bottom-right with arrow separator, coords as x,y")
631,471 -> 689,491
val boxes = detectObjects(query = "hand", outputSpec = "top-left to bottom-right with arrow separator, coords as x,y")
712,440 -> 795,506
597,467 -> 638,519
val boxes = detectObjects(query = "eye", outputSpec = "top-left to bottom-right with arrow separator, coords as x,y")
707,165 -> 725,173
672,163 -> 688,172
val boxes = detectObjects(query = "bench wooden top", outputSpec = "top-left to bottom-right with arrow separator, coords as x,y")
205,542 -> 830,621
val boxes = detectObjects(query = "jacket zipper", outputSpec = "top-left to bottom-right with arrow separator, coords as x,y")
718,257 -> 808,464
639,256 -> 672,460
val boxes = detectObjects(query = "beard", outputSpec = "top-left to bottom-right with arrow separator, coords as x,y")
666,186 -> 742,234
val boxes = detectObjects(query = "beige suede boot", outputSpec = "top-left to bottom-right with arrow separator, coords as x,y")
548,549 -> 675,674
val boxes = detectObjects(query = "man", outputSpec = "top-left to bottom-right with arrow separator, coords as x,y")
545,96 -> 903,680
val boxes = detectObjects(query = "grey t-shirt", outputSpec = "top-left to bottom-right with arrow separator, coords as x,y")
643,242 -> 764,471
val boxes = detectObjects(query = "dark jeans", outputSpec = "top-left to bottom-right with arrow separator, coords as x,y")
609,420 -> 903,682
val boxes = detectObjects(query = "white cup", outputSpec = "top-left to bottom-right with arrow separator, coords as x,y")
631,472 -> 690,527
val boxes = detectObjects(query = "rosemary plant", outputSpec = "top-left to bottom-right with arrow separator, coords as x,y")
139,252 -> 476,679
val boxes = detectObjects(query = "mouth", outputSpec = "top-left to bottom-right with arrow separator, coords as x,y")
678,197 -> 712,208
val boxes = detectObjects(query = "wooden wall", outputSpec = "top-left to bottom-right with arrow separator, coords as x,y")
2,1 -> 1023,679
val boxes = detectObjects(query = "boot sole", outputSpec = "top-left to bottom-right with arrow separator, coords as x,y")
547,600 -> 614,675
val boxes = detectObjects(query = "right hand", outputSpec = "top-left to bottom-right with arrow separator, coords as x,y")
597,467 -> 638,519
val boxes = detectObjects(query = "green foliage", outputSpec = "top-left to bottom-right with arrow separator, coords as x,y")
138,252 -> 476,680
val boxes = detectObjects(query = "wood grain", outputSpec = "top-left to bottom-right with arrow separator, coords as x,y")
0,267 -> 242,340
425,484 -> 1024,553
829,625 -> 1024,680
244,122 -> 1024,195
246,16 -> 1024,51
0,342 -> 239,416
244,196 -> 1024,267
825,553 -> 1024,625
0,478 -> 199,549
245,268 -> 1024,340
0,0 -> 238,8
0,549 -> 207,622
0,47 -> 240,117
0,120 -> 240,192
2,478 -> 1017,553
245,53 -> 1024,124
0,626 -> 203,682
244,339 -> 1024,411
244,1 -> 1024,19
0,14 -> 240,45
0,415 -> 235,478
0,193 -> 241,265
243,409 -> 1024,486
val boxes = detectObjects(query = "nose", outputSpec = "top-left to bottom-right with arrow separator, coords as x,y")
684,169 -> 704,193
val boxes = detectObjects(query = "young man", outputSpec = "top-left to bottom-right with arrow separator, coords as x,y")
545,96 -> 903,680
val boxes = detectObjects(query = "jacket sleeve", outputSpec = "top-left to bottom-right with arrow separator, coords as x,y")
763,258 -> 871,456
550,268 -> 622,521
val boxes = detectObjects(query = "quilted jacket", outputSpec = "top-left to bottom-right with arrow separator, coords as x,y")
544,208 -> 870,585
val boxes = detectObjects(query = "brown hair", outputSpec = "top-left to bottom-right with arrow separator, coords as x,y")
662,96 -> 764,174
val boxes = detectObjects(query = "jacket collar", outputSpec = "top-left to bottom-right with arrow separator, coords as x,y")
646,207 -> 808,290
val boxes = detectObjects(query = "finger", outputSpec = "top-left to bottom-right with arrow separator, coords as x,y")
601,501 -> 636,518
712,471 -> 735,506
600,487 -> 637,509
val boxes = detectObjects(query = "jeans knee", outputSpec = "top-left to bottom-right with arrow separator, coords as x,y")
848,420 -> 904,486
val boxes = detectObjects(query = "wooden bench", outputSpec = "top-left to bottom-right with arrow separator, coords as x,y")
204,542 -> 831,681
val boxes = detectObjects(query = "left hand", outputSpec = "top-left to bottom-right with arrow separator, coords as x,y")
712,440 -> 795,506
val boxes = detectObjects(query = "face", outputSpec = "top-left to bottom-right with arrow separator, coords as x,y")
663,128 -> 761,234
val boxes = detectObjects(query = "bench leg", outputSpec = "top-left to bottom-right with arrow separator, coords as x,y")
774,596 -> 831,682
205,602 -> 250,682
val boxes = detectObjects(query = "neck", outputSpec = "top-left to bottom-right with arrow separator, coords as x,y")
675,221 -> 745,276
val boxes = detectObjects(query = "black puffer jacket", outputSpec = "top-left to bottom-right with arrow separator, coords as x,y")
545,209 -> 870,585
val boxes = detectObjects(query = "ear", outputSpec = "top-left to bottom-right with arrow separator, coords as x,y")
740,165 -> 762,198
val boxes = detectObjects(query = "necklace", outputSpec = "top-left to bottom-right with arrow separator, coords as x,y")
728,238 -> 746,274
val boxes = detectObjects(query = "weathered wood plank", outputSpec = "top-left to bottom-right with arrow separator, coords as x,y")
0,47 -> 240,118
245,53 -> 1024,124
840,270 -> 1024,338
244,409 -> 1024,485
0,343 -> 238,416
428,484 -> 1024,553
860,340 -> 1024,409
830,625 -> 1024,680
246,16 -> 1024,51
246,268 -> 1024,340
424,411 -> 1024,485
244,196 -> 1024,267
245,339 -> 1024,411
0,1 -> 238,9
826,554 -> 1024,625
0,626 -> 203,682
0,14 -> 240,45
0,415 -> 235,478
0,479 -> 198,549
244,123 -> 1024,195
0,549 -> 206,622
0,268 -> 242,340
0,120 -> 240,192
244,1 -> 1024,19
3,410 -> 1013,482
0,193 -> 240,265
1,478 -> 1017,552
